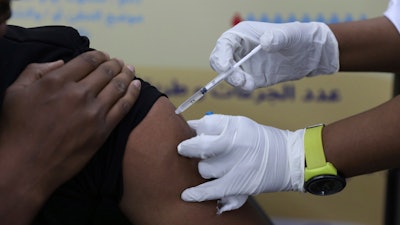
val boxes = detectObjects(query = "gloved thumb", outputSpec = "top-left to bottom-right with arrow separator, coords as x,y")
209,32 -> 241,74
181,179 -> 229,202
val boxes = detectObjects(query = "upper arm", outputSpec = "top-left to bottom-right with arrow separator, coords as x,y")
119,96 -> 272,225
329,16 -> 400,72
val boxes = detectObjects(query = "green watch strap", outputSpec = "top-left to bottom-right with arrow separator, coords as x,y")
304,124 -> 338,182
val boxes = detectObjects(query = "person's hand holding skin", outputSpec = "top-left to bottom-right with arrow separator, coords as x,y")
0,50 -> 141,225
178,114 -> 305,213
210,21 -> 339,92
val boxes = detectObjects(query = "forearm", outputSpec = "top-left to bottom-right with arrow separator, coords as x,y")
323,95 -> 400,178
329,16 -> 400,73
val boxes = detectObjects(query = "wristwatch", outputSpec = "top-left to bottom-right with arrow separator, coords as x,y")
304,124 -> 346,195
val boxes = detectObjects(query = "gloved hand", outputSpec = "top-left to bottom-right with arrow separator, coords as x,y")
210,21 -> 339,92
177,114 -> 305,214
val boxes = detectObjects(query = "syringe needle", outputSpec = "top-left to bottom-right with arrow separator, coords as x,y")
174,88 -> 206,114
175,44 -> 262,114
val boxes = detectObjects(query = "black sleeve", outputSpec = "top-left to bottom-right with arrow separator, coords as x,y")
0,25 -> 92,105
0,25 -> 165,225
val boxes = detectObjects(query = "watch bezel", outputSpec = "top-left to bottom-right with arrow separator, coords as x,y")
304,174 -> 346,196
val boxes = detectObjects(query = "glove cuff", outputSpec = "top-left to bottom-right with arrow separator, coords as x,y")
287,128 -> 306,192
308,22 -> 340,76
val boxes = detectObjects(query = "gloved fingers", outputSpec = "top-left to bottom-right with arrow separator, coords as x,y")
210,40 -> 234,74
210,33 -> 243,74
239,71 -> 257,92
226,70 -> 257,92
198,153 -> 237,179
217,195 -> 248,214
186,119 -> 200,131
182,168 -> 255,201
181,179 -> 249,214
179,114 -> 239,158
178,129 -> 235,159
225,70 -> 246,88
181,178 -> 233,202
178,134 -> 223,159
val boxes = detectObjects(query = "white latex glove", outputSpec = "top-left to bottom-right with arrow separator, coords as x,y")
177,114 -> 305,214
210,21 -> 339,92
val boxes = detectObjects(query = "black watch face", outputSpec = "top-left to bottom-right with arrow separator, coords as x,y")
305,175 -> 346,195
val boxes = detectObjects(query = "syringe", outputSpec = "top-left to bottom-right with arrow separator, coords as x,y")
175,44 -> 262,114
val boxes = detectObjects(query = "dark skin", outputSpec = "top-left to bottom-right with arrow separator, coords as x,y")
0,1 -> 141,224
332,17 -> 400,73
323,16 -> 400,178
0,3 -> 274,224
119,97 -> 272,225
0,0 -> 10,36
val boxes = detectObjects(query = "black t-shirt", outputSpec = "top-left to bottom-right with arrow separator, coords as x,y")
0,25 -> 165,225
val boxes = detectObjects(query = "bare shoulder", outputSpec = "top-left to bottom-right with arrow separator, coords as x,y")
120,96 -> 272,225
